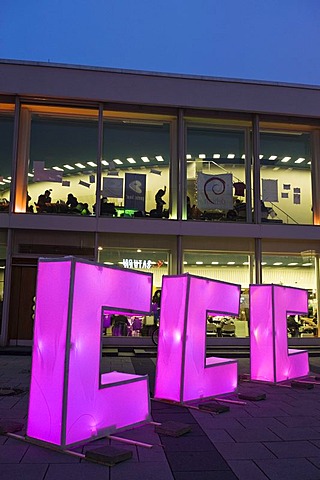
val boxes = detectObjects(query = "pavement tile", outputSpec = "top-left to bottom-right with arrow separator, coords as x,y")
137,444 -> 168,462
22,444 -> 82,463
263,440 -> 320,458
173,470 -> 238,479
236,417 -> 284,429
151,412 -> 198,424
0,442 -> 29,463
0,463 -> 48,480
269,425 -> 320,441
255,458 -> 320,480
275,415 -> 320,427
204,429 -> 236,443
110,460 -> 174,480
228,460 -> 270,480
165,450 -> 230,472
214,441 -> 275,460
227,427 -> 281,442
160,434 -> 214,452
45,463 -> 110,480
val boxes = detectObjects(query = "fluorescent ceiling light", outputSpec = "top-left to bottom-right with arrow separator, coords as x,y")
164,261 -> 168,265
269,155 -> 277,160
87,161 -> 97,167
295,157 -> 305,164
288,262 -> 298,266
64,164 -> 74,170
137,249 -> 141,252
196,261 -> 203,265
307,161 -> 311,165
8,177 -> 11,180
98,246 -> 103,251
241,154 -> 246,159
52,166 -> 64,171
113,159 -> 123,165
101,160 -> 109,166
213,154 -> 220,159
75,163 -> 86,169
273,262 -> 283,266
261,262 -> 267,265
259,155 -> 263,159
28,173 -> 34,177
103,262 -> 114,265
281,156 -> 291,163
127,158 -> 136,164
302,262 -> 313,266
199,154 -> 206,159
2,179 -> 10,183
211,261 -> 219,265
183,261 -> 188,264
0,182 -> 5,185
243,261 -> 249,265
155,155 -> 164,162
227,154 -> 235,159
186,154 -> 192,160
227,262 -> 235,265
141,156 -> 150,163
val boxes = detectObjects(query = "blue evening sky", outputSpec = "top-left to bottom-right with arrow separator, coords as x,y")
1,0 -> 320,85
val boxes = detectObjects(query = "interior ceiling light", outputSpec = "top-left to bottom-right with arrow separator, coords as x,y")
113,159 -> 123,165
281,156 -> 291,163
127,158 -> 136,164
196,261 -> 203,265
259,155 -> 263,159
8,177 -> 11,179
0,181 -> 5,185
213,154 -> 220,159
141,156 -> 150,163
269,155 -> 277,160
75,163 -> 86,169
261,262 -> 267,265
227,154 -> 235,159
227,262 -> 235,265
155,155 -> 164,162
186,154 -> 192,160
2,179 -> 10,183
307,161 -> 311,165
87,162 -> 97,167
183,261 -> 188,264
28,173 -> 34,177
288,262 -> 298,266
273,262 -> 283,266
241,154 -> 246,159
137,249 -> 142,253
52,166 -> 64,171
103,262 -> 114,265
211,261 -> 219,265
295,157 -> 305,164
302,262 -> 313,266
199,154 -> 206,159
243,261 -> 249,265
64,164 -> 74,170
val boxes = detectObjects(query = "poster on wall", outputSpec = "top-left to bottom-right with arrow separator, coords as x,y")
197,172 -> 233,211
124,173 -> 146,211
33,161 -> 63,183
102,177 -> 123,198
262,179 -> 278,202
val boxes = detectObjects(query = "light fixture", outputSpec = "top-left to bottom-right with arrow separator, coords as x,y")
196,261 -> 203,265
288,263 -> 298,266
273,262 -> 283,266
52,166 -> 64,171
137,249 -> 142,253
183,261 -> 188,264
98,246 -> 103,251
259,155 -> 263,159
127,158 -> 136,164
113,159 -> 123,165
243,261 -> 249,265
141,156 -> 150,163
211,261 -> 219,265
295,158 -> 305,164
198,154 -> 206,159
302,262 -> 313,266
269,155 -> 277,160
2,179 -> 10,183
87,162 -> 97,167
155,155 -> 164,162
75,163 -> 86,169
281,156 -> 291,163
28,173 -> 34,177
213,154 -> 220,159
64,164 -> 74,170
186,154 -> 192,160
103,262 -> 114,265
227,154 -> 235,159
307,161 -> 311,165
241,154 -> 246,159
261,262 -> 267,265
227,262 -> 235,265
101,160 -> 109,166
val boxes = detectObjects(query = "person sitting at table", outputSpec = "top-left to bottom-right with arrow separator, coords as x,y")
66,193 -> 78,210
36,189 -> 52,213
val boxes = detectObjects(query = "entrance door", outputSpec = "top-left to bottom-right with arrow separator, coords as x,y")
8,261 -> 38,344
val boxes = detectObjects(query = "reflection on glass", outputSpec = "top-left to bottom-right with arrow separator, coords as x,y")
186,126 -> 249,222
101,119 -> 170,218
259,132 -> 312,224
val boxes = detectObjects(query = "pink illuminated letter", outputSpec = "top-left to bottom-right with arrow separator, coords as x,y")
27,258 -> 152,447
155,274 -> 240,403
250,285 -> 309,383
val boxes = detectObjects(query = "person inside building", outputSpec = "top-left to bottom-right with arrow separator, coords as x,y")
66,193 -> 78,210
155,186 -> 167,215
36,189 -> 52,213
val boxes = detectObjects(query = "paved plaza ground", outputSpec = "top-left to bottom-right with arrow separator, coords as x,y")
2,354 -> 320,479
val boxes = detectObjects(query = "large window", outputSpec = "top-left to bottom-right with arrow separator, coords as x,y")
0,105 -> 15,209
259,131 -> 312,224
17,105 -> 99,214
101,114 -> 171,219
183,250 -> 253,337
186,123 -> 251,222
